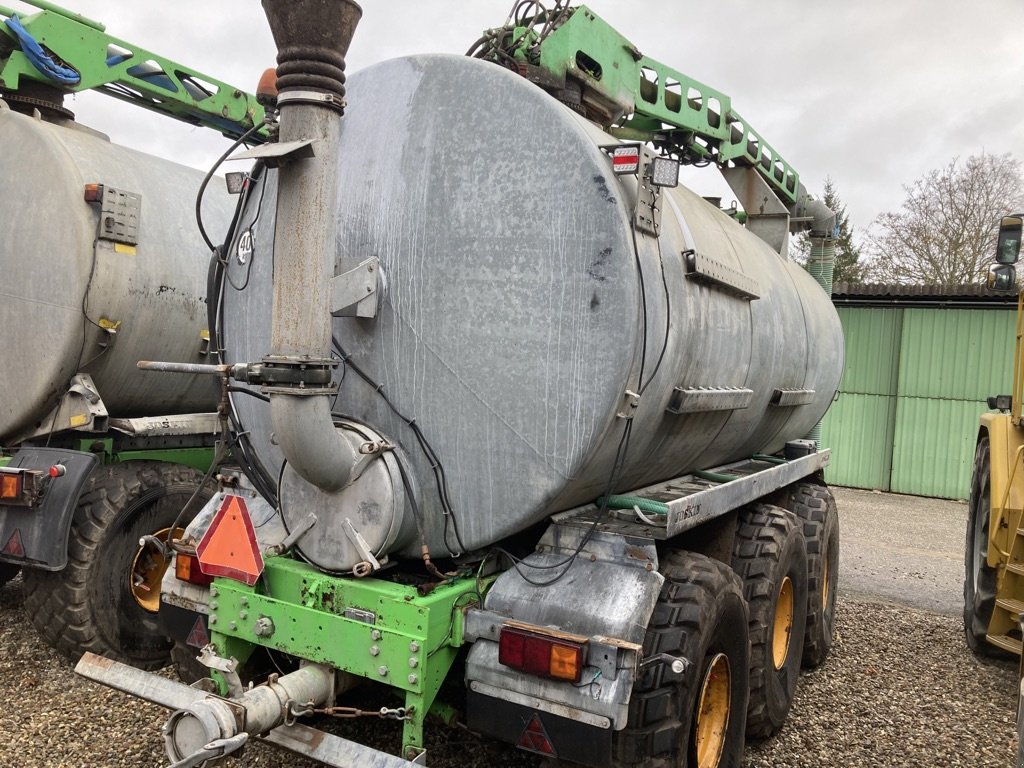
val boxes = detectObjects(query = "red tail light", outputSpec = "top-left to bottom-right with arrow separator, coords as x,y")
175,552 -> 214,586
498,626 -> 586,683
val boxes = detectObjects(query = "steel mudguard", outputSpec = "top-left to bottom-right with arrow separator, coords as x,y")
464,523 -> 664,746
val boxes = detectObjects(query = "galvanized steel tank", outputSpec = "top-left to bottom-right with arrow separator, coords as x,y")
220,54 -> 843,568
0,105 -> 232,442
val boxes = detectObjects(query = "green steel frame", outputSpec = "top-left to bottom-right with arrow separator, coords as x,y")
74,438 -> 215,473
207,559 -> 484,759
501,5 -> 800,204
0,0 -> 267,140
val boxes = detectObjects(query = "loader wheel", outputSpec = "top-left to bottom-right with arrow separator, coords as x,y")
23,462 -> 210,669
787,481 -> 840,668
613,551 -> 749,768
731,504 -> 807,740
964,437 -> 1011,658
0,563 -> 19,588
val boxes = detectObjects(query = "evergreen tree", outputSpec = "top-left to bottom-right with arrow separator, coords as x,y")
797,177 -> 866,285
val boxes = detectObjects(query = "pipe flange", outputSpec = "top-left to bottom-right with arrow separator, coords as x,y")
258,356 -> 338,392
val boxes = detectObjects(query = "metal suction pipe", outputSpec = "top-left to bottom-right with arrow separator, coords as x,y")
261,0 -> 363,492
164,664 -> 335,764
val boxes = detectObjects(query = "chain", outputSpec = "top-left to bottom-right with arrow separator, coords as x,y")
314,705 -> 413,721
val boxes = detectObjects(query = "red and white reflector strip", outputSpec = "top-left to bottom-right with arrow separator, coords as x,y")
610,144 -> 641,175
498,626 -> 586,683
195,495 -> 265,586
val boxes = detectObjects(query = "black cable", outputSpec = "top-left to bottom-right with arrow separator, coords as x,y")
227,386 -> 270,403
331,337 -> 469,556
493,415 -> 634,587
195,120 -> 266,252
205,160 -> 279,508
639,232 -> 672,396
630,226 -> 651,390
165,433 -> 236,552
225,172 -> 268,292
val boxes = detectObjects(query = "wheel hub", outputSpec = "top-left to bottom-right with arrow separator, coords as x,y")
129,526 -> 184,613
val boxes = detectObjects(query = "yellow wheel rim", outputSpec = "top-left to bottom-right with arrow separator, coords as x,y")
129,526 -> 183,613
694,652 -> 730,768
772,576 -> 795,670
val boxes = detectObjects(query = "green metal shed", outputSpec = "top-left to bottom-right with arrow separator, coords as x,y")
820,284 -> 1017,500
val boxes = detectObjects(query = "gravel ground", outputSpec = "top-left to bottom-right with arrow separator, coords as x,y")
0,573 -> 1017,767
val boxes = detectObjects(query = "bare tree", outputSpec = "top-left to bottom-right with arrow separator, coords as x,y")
865,153 -> 1024,285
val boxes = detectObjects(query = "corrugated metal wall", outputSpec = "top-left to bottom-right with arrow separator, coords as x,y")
820,306 -> 1015,499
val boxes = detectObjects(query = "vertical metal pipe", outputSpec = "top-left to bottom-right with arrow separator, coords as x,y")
261,0 -> 363,492
805,237 -> 836,448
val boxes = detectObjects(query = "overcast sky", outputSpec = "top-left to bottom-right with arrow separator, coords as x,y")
22,0 -> 1024,237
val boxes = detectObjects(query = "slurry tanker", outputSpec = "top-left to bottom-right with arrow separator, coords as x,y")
0,0 -> 266,668
34,1 -> 841,766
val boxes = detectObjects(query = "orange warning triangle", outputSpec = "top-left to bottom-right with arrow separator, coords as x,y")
196,495 -> 264,586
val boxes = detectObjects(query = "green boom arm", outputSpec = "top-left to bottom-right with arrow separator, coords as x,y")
475,4 -> 802,207
0,0 -> 267,141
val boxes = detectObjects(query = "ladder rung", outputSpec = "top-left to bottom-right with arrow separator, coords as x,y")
986,634 -> 1023,654
997,598 -> 1024,616
1006,563 -> 1024,576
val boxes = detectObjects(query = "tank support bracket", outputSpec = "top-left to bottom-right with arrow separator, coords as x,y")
330,256 -> 380,318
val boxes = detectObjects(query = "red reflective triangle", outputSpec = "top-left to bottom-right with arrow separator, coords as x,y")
517,714 -> 556,756
1,529 -> 24,557
196,495 -> 264,586
186,615 -> 210,648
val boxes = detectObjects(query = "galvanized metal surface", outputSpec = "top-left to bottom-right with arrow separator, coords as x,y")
165,664 -> 335,762
75,651 -> 208,711
463,524 -> 657,729
553,451 -> 830,539
220,54 -> 844,564
822,306 -> 1015,498
75,652 -> 416,768
0,109 -> 232,443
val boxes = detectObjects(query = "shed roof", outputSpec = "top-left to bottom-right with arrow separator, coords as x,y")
831,282 -> 1017,309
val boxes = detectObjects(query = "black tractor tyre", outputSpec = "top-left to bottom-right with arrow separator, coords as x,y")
23,462 -> 210,669
613,551 -> 749,768
964,437 -> 1012,658
787,481 -> 840,668
731,504 -> 808,740
0,563 -> 19,588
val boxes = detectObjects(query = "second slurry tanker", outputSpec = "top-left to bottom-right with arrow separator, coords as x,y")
79,2 -> 844,767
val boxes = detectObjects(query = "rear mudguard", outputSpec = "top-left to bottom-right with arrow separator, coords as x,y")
0,447 -> 98,570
